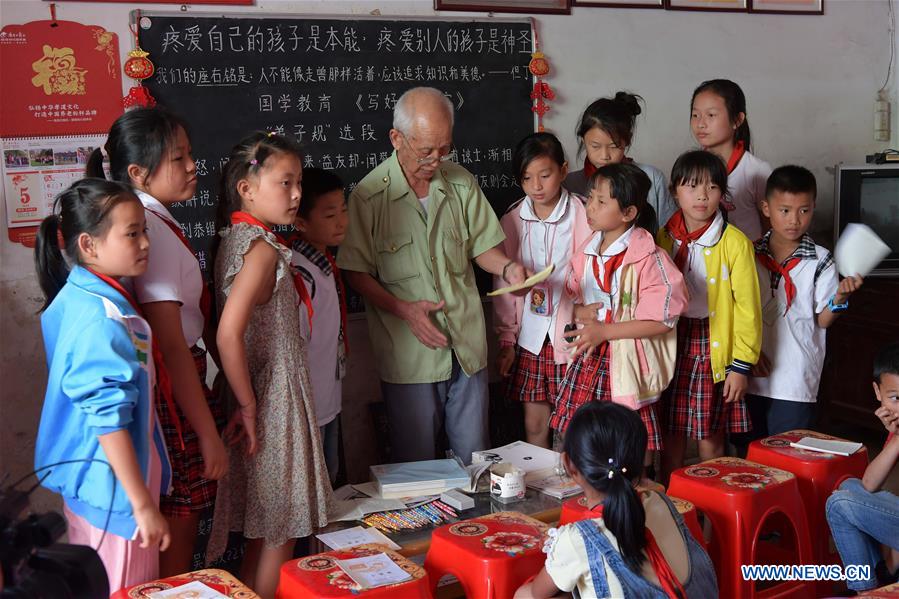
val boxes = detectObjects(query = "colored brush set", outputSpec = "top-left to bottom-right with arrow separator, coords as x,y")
361,500 -> 459,533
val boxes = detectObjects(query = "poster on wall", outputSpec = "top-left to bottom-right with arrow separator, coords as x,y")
0,19 -> 123,137
1,135 -> 107,247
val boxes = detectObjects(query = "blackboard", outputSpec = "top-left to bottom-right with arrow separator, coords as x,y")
139,14 -> 535,312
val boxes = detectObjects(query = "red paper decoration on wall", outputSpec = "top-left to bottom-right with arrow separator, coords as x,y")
528,22 -> 555,132
122,11 -> 156,109
123,48 -> 154,80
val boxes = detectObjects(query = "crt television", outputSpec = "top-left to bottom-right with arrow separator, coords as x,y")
834,163 -> 899,277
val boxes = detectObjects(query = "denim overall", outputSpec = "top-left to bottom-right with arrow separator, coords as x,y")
572,493 -> 718,598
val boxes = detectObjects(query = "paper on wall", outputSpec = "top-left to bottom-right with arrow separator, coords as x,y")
2,135 -> 107,228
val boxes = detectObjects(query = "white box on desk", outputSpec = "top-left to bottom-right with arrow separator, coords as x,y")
472,441 -> 560,484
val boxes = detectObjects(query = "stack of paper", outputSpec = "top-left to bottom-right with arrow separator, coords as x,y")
834,223 -> 891,277
472,441 -> 561,484
149,581 -> 229,599
370,459 -> 470,499
335,553 -> 412,590
316,526 -> 401,550
487,264 -> 555,296
789,437 -> 863,456
526,474 -> 583,499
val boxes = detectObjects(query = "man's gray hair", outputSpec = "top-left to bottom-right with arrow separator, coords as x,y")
392,87 -> 455,135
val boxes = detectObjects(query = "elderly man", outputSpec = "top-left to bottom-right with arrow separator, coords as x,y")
338,87 -> 527,464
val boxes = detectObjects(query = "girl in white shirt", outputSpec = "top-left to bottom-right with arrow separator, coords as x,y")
690,79 -> 772,242
86,108 -> 226,576
495,132 -> 591,448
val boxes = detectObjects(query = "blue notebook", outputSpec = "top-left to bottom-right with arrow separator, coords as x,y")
370,459 -> 469,498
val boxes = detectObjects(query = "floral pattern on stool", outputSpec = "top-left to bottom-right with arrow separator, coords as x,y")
720,472 -> 773,490
685,466 -> 720,478
482,532 -> 540,556
326,571 -> 361,592
121,569 -> 253,598
449,522 -> 489,537
298,556 -> 337,571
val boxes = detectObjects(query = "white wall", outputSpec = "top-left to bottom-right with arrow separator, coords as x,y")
2,0 -> 895,510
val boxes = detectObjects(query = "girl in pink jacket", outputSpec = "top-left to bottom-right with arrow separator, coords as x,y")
494,133 -> 592,448
551,163 -> 688,463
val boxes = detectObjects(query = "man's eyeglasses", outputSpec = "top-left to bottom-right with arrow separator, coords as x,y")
401,133 -> 455,165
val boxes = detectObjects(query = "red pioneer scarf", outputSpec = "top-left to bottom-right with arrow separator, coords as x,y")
591,252 -> 625,323
665,211 -> 713,271
756,253 -> 802,314
584,157 -> 597,181
86,267 -> 184,449
726,141 -> 745,174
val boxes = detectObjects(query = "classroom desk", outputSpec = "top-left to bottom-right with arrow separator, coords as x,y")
316,489 -> 565,558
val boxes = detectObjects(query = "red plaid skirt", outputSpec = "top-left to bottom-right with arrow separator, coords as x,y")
662,317 -> 750,439
158,346 -> 223,517
506,341 -> 567,404
550,348 -> 662,450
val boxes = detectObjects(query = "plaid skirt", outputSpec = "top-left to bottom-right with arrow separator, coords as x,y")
158,345 -> 223,517
506,340 -> 567,404
550,348 -> 662,450
662,317 -> 750,439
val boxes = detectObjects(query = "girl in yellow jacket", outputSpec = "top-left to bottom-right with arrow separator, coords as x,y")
656,150 -> 762,483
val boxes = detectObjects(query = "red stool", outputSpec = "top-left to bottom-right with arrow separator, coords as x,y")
558,494 -> 592,526
747,429 -> 868,566
424,511 -> 548,599
112,569 -> 252,598
667,457 -> 815,599
558,493 -> 706,549
276,543 -> 431,598
858,582 -> 899,598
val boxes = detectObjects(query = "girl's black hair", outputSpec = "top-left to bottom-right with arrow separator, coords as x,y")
215,131 -> 304,233
564,402 -> 648,574
691,79 -> 751,150
588,162 -> 657,235
85,107 -> 188,186
34,178 -> 139,311
511,132 -> 566,185
576,92 -> 643,157
297,167 -> 344,220
669,150 -> 731,222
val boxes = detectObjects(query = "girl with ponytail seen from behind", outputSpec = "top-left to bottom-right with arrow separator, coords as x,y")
515,402 -> 717,598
